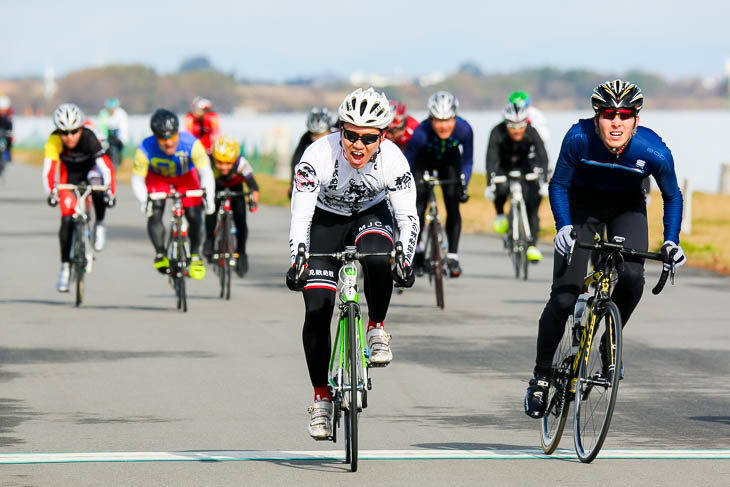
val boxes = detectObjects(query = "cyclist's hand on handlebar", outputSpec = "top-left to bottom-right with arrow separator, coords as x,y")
286,263 -> 308,291
204,192 -> 216,216
662,241 -> 686,269
249,190 -> 259,213
47,194 -> 58,207
105,190 -> 116,208
539,182 -> 549,197
459,187 -> 469,203
392,264 -> 415,288
555,225 -> 574,256
484,184 -> 496,201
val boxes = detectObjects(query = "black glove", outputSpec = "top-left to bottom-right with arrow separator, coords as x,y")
458,173 -> 469,203
459,188 -> 469,203
392,264 -> 415,288
47,194 -> 58,207
286,264 -> 308,291
105,191 -> 116,208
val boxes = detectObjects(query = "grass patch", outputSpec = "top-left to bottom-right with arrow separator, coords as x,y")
13,148 -> 730,274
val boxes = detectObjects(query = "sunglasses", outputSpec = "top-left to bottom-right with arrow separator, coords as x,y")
506,121 -> 528,130
60,128 -> 80,136
600,109 -> 635,121
342,129 -> 381,145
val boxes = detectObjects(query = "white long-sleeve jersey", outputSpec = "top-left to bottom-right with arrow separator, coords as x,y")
289,133 -> 419,265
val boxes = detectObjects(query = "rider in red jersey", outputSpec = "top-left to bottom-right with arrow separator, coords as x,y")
184,96 -> 220,155
384,101 -> 419,152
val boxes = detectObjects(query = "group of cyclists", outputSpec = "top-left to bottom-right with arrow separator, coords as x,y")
36,79 -> 688,441
43,97 -> 259,291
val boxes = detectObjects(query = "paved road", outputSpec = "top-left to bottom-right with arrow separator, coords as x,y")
2,162 -> 730,486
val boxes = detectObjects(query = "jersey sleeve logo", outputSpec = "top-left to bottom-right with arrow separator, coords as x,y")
391,172 -> 412,191
295,162 -> 319,192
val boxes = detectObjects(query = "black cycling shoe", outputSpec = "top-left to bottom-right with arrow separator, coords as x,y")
524,375 -> 550,419
447,258 -> 462,278
236,254 -> 248,278
203,240 -> 214,262
413,251 -> 425,277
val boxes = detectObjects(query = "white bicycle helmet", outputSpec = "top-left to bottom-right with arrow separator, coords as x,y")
0,95 -> 10,110
53,103 -> 84,131
503,101 -> 529,124
427,91 -> 458,119
338,88 -> 391,129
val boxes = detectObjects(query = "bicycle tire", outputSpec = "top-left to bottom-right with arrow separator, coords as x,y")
74,223 -> 86,307
508,207 -> 520,278
177,233 -> 188,313
573,300 -> 622,463
225,217 -> 233,300
519,211 -> 529,281
217,216 -> 227,299
430,220 -> 445,309
347,301 -> 359,472
540,315 -> 575,454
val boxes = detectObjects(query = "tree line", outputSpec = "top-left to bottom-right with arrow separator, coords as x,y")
3,63 -> 727,115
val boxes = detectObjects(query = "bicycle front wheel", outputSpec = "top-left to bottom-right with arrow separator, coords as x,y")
74,223 -> 86,307
430,220 -> 445,309
176,236 -> 188,313
540,315 -> 575,454
346,301 -> 360,472
573,300 -> 622,463
519,211 -> 529,281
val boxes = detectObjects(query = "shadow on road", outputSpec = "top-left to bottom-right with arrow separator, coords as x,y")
0,347 -> 216,365
0,398 -> 36,447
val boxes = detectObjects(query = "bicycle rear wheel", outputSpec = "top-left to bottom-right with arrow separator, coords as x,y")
346,301 -> 360,472
573,300 -> 622,463
430,220 -> 445,309
540,315 -> 575,454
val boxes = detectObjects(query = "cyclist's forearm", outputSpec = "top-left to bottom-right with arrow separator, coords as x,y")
42,157 -> 56,195
131,174 -> 148,205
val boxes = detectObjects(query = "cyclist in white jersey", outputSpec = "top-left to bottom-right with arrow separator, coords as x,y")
287,87 -> 419,440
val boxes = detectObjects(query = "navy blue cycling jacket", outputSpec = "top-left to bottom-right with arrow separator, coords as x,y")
404,117 -> 474,186
549,118 -> 683,243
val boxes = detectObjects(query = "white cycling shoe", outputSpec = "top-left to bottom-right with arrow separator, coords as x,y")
367,328 -> 392,366
94,222 -> 106,252
56,263 -> 71,293
308,399 -> 333,440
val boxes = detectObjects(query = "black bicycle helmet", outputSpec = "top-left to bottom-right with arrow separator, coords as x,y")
150,108 -> 179,138
591,79 -> 644,113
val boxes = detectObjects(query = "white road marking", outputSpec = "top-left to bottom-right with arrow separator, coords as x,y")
2,449 -> 730,464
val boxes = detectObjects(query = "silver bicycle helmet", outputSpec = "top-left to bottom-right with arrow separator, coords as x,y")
427,91 -> 458,119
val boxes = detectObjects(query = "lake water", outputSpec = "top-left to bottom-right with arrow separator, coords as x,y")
12,110 -> 730,192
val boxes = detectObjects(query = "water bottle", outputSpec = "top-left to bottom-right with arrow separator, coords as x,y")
572,292 -> 591,351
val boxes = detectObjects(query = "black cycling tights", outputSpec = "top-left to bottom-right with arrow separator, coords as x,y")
534,191 -> 648,372
301,202 -> 394,388
413,164 -> 462,253
58,192 -> 106,263
204,196 -> 248,255
147,200 -> 203,256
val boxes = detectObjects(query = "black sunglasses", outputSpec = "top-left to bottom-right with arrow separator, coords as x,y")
60,128 -> 80,136
342,128 -> 381,145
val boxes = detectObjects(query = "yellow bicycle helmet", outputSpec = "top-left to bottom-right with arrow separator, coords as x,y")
213,135 -> 240,163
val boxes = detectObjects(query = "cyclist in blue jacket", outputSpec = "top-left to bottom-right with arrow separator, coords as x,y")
405,91 -> 473,277
524,80 -> 687,418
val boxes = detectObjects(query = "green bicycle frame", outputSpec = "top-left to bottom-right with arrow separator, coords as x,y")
328,263 -> 368,394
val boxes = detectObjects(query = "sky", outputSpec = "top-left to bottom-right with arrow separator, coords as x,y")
3,0 -> 730,81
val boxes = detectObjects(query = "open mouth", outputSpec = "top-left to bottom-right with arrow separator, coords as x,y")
609,131 -> 623,139
350,150 -> 365,162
